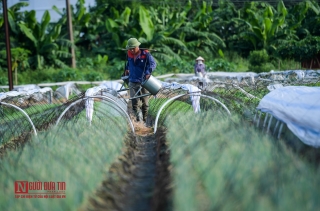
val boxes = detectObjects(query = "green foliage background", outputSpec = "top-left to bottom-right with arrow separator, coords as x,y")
0,0 -> 319,85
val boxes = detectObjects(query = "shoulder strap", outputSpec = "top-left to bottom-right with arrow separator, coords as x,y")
144,50 -> 151,65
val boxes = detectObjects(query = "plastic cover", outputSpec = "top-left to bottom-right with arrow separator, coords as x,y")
161,81 -> 201,113
257,86 -> 320,147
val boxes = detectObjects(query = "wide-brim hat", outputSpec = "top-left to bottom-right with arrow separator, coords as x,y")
196,56 -> 205,61
126,38 -> 141,49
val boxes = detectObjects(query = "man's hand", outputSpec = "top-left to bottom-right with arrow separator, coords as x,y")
145,75 -> 150,79
125,70 -> 129,75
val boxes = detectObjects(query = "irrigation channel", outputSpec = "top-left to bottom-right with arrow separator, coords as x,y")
77,82 -> 234,210
82,87 -> 173,211
86,127 -> 171,211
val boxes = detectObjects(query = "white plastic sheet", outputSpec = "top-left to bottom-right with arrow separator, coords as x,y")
55,83 -> 81,100
206,72 -> 257,84
161,82 -> 201,113
0,87 -> 53,102
85,88 -> 96,124
13,84 -> 40,92
85,85 -> 127,124
267,83 -> 284,91
257,86 -> 320,147
100,81 -> 127,96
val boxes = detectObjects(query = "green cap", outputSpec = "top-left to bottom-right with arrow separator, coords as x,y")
126,38 -> 141,49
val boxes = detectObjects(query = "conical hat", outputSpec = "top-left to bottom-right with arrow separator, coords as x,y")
196,56 -> 205,61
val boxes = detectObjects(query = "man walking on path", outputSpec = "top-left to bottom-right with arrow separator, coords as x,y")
125,38 -> 157,122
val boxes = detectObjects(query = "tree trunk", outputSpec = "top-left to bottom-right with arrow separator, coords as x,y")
66,0 -> 76,68
316,58 -> 320,68
2,0 -> 14,90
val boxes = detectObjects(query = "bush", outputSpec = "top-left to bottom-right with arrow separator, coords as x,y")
207,58 -> 236,72
162,59 -> 193,74
276,36 -> 320,62
249,62 -> 275,73
52,68 -> 83,82
77,57 -> 95,69
0,76 -> 8,86
248,50 -> 272,73
84,72 -> 104,81
106,59 -> 126,80
248,49 -> 269,66
19,68 -> 57,84
224,51 -> 249,71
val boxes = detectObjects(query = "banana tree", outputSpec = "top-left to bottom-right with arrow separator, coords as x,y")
191,1 -> 214,30
0,2 -> 29,52
2,2 -> 29,34
0,48 -> 30,85
291,0 -> 320,37
209,0 -> 239,51
52,0 -> 107,62
102,3 -> 185,60
138,3 -> 192,61
1,2 -> 68,70
104,6 -> 132,48
18,10 -> 71,69
182,1 -> 225,58
11,48 -> 30,85
234,1 -> 289,50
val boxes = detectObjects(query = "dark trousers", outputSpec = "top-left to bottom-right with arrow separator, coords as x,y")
129,82 -> 149,121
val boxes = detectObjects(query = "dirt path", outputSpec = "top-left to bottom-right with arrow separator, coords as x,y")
84,127 -> 171,211
121,133 -> 158,211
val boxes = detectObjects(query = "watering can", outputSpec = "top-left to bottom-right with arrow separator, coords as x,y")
141,75 -> 162,95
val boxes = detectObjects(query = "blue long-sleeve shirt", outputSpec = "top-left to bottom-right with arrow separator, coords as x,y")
126,50 -> 157,83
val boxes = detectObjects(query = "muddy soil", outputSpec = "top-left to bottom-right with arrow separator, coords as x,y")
84,127 -> 171,211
